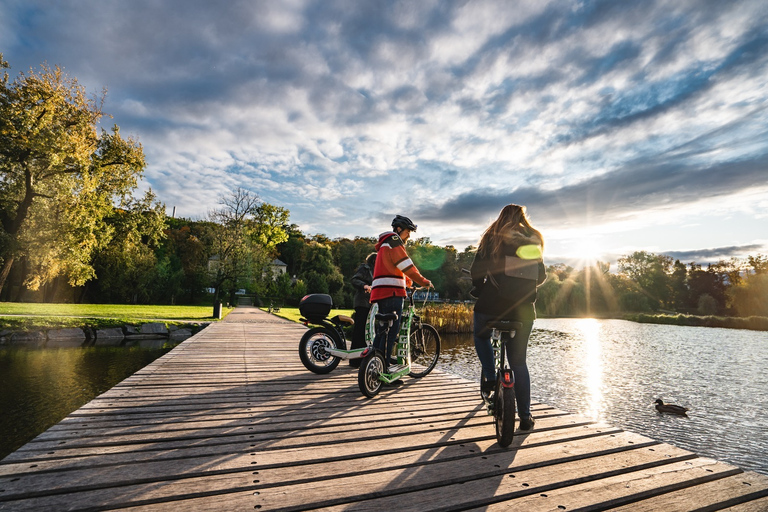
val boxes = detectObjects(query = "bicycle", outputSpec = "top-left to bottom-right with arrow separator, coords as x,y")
357,288 -> 441,397
297,293 -> 377,374
480,320 -> 523,447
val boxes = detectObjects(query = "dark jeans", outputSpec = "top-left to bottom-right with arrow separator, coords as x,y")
351,306 -> 370,350
473,310 -> 534,416
372,296 -> 403,361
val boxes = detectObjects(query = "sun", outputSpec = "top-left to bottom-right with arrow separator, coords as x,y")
568,238 -> 606,266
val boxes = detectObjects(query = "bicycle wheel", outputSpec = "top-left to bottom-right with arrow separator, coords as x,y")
358,351 -> 385,398
408,323 -> 440,378
298,327 -> 342,374
494,378 -> 516,447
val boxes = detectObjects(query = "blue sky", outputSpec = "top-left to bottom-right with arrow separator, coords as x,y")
2,0 -> 767,269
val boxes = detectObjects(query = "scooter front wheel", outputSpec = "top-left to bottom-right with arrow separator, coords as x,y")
358,351 -> 385,398
408,323 -> 440,378
298,327 -> 342,374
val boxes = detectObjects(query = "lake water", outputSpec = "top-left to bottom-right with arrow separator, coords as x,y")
436,318 -> 768,476
0,345 -> 173,460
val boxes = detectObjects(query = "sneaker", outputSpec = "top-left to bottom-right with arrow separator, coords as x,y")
481,379 -> 496,395
519,415 -> 535,431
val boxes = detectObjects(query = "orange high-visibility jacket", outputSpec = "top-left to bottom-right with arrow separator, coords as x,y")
370,231 -> 429,302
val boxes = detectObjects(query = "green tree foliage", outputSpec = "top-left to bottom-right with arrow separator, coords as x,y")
251,203 -> 290,252
302,241 -> 345,304
687,262 -> 727,314
0,55 -> 146,296
207,188 -> 288,302
86,192 -> 168,303
729,257 -> 768,317
161,221 -> 210,304
618,251 -> 673,310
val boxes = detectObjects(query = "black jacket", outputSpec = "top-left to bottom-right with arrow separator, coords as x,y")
351,263 -> 374,309
470,231 -> 546,322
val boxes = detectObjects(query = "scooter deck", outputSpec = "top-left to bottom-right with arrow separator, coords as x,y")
326,347 -> 367,359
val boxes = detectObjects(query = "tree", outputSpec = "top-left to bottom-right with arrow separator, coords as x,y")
728,254 -> 768,317
208,188 -> 263,302
687,262 -> 727,314
161,221 -> 210,304
0,55 -> 145,296
618,251 -> 673,310
670,259 -> 689,310
302,241 -> 344,304
207,188 -> 289,303
251,203 -> 290,253
85,192 -> 167,303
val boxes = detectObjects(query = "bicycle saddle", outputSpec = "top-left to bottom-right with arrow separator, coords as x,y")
487,320 -> 523,331
375,312 -> 398,323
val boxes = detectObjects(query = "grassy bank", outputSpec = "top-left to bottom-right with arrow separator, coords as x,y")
0,303 -> 233,331
623,313 -> 768,331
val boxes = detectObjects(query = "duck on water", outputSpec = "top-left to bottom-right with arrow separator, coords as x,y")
655,399 -> 689,415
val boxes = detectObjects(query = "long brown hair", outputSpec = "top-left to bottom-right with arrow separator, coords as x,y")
477,204 -> 543,259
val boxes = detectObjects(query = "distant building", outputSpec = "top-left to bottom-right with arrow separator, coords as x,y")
268,259 -> 287,279
207,254 -> 220,274
413,289 -> 440,301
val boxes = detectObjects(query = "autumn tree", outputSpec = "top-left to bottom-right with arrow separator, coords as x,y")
0,55 -> 146,297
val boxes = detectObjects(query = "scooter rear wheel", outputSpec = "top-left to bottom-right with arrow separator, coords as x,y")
298,327 -> 342,374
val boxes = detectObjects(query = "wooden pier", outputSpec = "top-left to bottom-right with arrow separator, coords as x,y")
1,306 -> 767,511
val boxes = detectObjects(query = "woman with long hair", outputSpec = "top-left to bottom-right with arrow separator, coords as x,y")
470,204 -> 546,431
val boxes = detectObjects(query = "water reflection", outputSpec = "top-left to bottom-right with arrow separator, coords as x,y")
0,345 -> 173,460
575,318 -> 603,421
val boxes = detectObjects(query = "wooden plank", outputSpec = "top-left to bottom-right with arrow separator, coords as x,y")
604,469 -> 768,512
0,423 -> 619,496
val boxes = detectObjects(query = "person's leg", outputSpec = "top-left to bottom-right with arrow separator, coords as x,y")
506,320 -> 534,419
384,297 -> 403,365
473,310 -> 496,382
351,307 -> 369,349
372,296 -> 400,354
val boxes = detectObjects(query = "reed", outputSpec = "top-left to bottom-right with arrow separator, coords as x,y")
420,303 -> 474,333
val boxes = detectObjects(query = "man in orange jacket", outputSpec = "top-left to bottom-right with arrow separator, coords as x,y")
370,215 -> 432,369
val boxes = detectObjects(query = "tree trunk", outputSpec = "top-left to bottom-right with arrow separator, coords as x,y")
0,256 -> 14,299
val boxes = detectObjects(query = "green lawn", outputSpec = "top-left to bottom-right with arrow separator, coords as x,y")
0,303 -> 234,330
262,307 -> 354,324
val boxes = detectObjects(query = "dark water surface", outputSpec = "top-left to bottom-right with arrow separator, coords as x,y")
435,318 -> 768,476
0,346 -> 173,460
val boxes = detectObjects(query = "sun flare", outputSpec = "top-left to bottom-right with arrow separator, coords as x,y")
568,238 -> 606,265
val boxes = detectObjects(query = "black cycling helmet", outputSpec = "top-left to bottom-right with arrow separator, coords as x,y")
392,215 -> 417,232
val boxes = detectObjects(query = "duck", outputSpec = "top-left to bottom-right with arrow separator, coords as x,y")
654,399 -> 689,415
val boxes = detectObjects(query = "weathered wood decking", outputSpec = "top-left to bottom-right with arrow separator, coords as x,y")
2,306 -> 767,511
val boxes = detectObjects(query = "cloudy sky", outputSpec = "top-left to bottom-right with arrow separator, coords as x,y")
3,0 -> 767,269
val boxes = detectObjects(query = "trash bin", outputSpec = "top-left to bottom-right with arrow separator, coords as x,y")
213,301 -> 222,319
